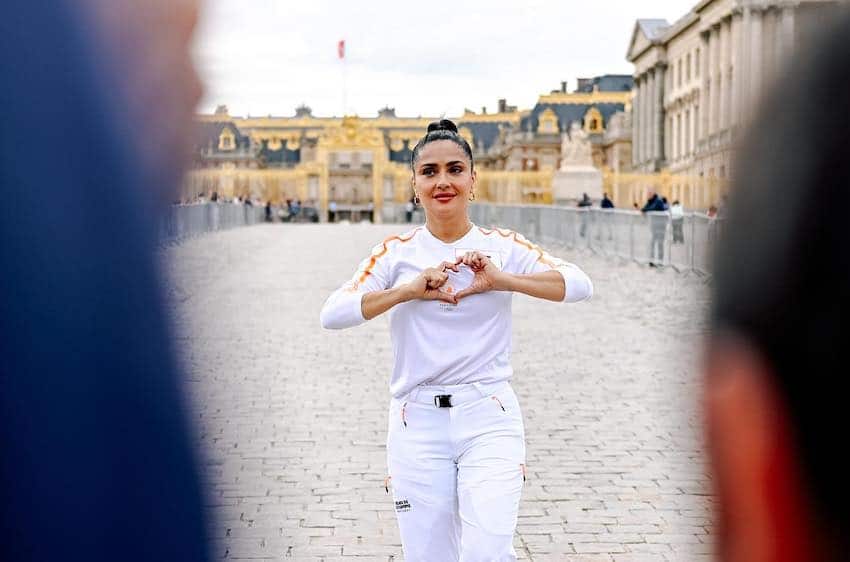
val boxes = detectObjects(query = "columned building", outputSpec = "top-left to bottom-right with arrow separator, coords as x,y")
628,0 -> 842,181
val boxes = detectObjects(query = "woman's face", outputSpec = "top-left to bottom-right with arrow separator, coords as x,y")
412,140 -> 476,222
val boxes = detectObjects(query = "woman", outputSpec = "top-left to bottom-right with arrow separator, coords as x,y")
320,119 -> 593,561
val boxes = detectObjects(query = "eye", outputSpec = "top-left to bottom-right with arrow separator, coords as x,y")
450,166 -> 463,174
421,168 -> 435,176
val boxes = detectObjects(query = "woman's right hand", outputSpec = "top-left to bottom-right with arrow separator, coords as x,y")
405,261 -> 461,304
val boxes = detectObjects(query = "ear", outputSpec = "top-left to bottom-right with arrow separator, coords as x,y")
705,338 -> 819,562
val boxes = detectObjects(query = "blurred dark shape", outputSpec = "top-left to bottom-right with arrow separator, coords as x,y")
0,1 -> 208,560
708,8 -> 850,561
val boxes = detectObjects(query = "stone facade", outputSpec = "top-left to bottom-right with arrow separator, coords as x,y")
628,0 -> 842,180
190,76 -> 633,212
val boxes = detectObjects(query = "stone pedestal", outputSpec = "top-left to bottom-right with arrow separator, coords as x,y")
553,166 -> 603,205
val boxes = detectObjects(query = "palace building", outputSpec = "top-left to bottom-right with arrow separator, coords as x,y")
628,0 -> 842,182
188,75 -> 632,222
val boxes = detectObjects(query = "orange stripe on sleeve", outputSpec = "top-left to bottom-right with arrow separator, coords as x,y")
357,227 -> 422,284
477,226 -> 561,267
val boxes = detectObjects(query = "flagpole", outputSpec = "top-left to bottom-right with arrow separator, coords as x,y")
338,39 -> 347,117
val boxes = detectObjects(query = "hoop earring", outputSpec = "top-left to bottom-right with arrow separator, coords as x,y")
414,194 -> 421,205
469,191 -> 476,201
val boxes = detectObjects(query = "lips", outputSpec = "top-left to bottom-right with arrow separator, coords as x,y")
434,193 -> 456,203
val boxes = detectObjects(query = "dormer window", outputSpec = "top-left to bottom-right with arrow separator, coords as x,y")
219,128 -> 236,151
538,108 -> 558,134
267,137 -> 282,151
583,107 -> 604,133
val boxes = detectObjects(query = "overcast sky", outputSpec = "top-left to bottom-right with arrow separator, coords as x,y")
192,0 -> 690,118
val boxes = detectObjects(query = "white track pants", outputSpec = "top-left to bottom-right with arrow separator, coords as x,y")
386,381 -> 526,562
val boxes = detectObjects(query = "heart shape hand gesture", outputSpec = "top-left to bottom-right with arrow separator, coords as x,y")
406,252 -> 505,305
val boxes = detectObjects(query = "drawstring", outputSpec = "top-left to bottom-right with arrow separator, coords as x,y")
520,464 -> 527,482
401,401 -> 408,427
384,476 -> 392,494
492,396 -> 506,412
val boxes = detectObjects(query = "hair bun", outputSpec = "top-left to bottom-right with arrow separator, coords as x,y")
427,119 -> 458,134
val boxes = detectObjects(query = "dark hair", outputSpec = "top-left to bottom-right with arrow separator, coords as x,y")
711,8 -> 850,542
410,119 -> 474,171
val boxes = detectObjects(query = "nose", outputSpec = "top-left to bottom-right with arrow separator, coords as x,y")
435,171 -> 450,188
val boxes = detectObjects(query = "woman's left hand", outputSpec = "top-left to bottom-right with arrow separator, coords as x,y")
455,251 -> 507,301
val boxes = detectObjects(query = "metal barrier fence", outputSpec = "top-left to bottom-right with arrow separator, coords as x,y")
468,204 -> 721,275
160,203 -> 266,244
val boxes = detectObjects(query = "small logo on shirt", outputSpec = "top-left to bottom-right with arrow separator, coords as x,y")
395,499 -> 411,512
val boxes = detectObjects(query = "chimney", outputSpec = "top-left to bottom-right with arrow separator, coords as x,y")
498,98 -> 507,113
560,81 -> 567,93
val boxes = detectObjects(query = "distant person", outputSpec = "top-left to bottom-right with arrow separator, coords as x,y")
577,192 -> 592,238
1,1 -> 208,560
716,194 -> 729,220
641,190 -> 668,266
264,201 -> 272,222
405,196 -> 415,223
329,199 -> 338,222
706,12 -> 850,561
669,200 -> 684,244
600,193 -> 614,241
321,119 -> 592,562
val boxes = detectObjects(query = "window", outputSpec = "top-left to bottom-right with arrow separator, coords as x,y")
694,106 -> 700,141
686,54 -> 691,81
538,108 -> 558,134
218,128 -> 235,151
695,48 -> 701,78
583,107 -> 604,133
678,59 -> 683,88
676,113 -> 682,158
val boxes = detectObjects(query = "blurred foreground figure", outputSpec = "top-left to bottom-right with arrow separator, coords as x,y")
707,11 -> 850,562
0,1 -> 208,560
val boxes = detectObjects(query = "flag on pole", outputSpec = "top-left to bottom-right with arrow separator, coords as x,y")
337,40 -> 345,59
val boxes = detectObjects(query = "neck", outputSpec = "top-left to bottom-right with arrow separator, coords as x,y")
426,215 -> 472,243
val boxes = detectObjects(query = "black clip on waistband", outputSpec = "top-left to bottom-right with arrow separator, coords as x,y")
434,394 -> 453,408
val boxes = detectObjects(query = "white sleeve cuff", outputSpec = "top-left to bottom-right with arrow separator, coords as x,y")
320,290 -> 366,329
556,263 -> 593,303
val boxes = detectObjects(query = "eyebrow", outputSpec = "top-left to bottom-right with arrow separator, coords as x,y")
419,160 -> 466,168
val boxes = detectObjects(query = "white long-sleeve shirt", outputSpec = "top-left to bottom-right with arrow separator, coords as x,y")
320,224 -> 593,398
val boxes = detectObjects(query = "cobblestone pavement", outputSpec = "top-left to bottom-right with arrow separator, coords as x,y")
165,223 -> 714,562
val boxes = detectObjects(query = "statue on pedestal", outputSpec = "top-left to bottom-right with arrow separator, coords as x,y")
560,121 -> 593,170
553,121 -> 602,204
